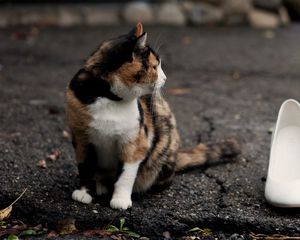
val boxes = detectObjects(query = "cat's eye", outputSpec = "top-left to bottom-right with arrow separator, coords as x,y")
153,65 -> 157,71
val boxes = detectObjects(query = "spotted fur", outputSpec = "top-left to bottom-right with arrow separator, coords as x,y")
66,23 -> 240,209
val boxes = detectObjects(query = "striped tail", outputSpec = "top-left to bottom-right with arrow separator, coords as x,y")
175,138 -> 241,171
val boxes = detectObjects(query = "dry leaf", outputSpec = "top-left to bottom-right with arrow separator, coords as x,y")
0,224 -> 27,238
263,30 -> 275,39
38,159 -> 47,169
181,36 -> 192,45
231,71 -> 241,80
82,229 -> 112,237
46,231 -> 58,238
56,218 -> 77,235
167,87 -> 191,96
0,206 -> 12,221
0,189 -> 27,221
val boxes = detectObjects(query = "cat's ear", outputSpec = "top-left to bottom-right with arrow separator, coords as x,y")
128,22 -> 144,38
136,32 -> 147,48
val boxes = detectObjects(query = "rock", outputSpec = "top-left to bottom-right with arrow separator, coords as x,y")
224,14 -> 248,25
19,8 -> 44,25
222,0 -> 253,15
253,0 -> 282,11
83,4 -> 119,25
284,0 -> 300,20
123,2 -> 154,24
196,0 -> 225,6
0,7 -> 22,27
0,11 -> 13,27
156,2 -> 186,25
279,6 -> 291,26
248,9 -> 280,28
185,2 -> 224,25
57,7 -> 82,27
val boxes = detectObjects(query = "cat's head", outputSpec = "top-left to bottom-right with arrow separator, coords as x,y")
85,23 -> 166,100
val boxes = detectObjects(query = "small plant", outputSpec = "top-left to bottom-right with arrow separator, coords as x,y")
105,218 -> 140,238
187,227 -> 213,237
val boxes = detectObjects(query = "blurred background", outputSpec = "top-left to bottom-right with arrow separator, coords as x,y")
0,0 -> 299,28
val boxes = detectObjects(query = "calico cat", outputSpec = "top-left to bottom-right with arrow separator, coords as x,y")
66,23 -> 240,210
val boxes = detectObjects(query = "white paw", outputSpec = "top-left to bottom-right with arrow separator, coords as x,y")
72,188 -> 92,204
96,183 -> 108,195
110,195 -> 132,210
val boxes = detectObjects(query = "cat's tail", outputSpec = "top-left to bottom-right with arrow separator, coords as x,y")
175,138 -> 241,171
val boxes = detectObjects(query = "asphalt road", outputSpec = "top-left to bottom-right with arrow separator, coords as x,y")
1,25 -> 300,239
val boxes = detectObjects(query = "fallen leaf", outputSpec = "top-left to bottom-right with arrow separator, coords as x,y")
0,189 -> 27,221
19,229 -> 37,237
263,30 -> 275,39
10,32 -> 26,41
125,230 -> 140,238
48,106 -> 60,115
47,150 -> 61,161
231,71 -> 241,80
62,130 -> 70,140
105,225 -> 119,233
0,206 -> 12,222
46,231 -> 58,238
250,232 -> 300,239
82,229 -> 112,237
0,224 -> 27,238
56,218 -> 77,235
167,87 -> 191,96
38,159 -> 47,169
7,234 -> 19,240
181,36 -> 192,45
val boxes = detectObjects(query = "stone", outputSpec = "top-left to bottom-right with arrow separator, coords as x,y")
253,0 -> 282,11
19,7 -> 44,25
186,2 -> 224,25
279,6 -> 291,26
57,7 -> 82,27
0,8 -> 20,27
193,0 -> 224,6
0,11 -> 12,27
224,14 -> 248,25
284,0 -> 300,20
248,9 -> 280,28
82,4 -> 119,25
222,0 -> 253,15
156,2 -> 186,25
123,2 -> 154,24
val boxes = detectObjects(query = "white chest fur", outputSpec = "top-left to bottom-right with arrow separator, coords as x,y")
87,98 -> 140,169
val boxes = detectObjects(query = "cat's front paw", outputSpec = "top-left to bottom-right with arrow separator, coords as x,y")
72,188 -> 92,204
110,195 -> 132,210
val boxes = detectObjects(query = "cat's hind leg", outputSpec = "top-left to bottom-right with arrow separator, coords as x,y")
72,140 -> 97,204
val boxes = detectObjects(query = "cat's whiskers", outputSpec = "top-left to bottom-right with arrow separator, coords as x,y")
154,33 -> 162,52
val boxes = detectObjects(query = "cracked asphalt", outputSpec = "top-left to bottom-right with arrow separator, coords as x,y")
1,25 -> 300,238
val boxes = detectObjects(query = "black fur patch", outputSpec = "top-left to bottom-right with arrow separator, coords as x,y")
77,143 -> 98,192
94,35 -> 138,74
69,69 -> 122,105
137,100 -> 144,127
